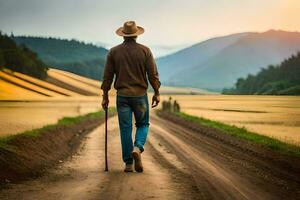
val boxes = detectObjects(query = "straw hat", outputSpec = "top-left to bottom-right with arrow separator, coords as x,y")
116,21 -> 144,37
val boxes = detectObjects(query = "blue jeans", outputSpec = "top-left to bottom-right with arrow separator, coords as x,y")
116,94 -> 150,164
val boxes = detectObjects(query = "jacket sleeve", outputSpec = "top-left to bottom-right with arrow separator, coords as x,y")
101,50 -> 114,92
146,49 -> 161,94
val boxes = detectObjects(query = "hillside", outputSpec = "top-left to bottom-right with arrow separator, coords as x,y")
0,67 -> 209,100
156,32 -> 249,81
13,36 -> 108,81
0,33 -> 48,79
223,52 -> 300,95
0,68 -> 103,100
157,30 -> 300,91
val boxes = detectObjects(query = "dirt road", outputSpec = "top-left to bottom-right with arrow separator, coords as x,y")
1,113 -> 300,200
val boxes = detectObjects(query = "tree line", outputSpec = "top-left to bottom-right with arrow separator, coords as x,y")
13,36 -> 108,81
223,52 -> 300,95
0,32 -> 48,79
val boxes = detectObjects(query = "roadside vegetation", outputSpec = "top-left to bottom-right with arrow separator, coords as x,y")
159,98 -> 300,157
223,52 -> 300,95
0,108 -> 116,148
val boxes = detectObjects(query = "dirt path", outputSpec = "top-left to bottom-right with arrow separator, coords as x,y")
1,113 -> 300,199
150,114 -> 300,200
0,116 -> 191,200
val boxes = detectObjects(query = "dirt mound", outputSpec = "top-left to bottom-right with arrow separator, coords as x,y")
0,114 -> 114,183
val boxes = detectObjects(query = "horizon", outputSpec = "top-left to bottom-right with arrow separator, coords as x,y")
3,29 -> 298,58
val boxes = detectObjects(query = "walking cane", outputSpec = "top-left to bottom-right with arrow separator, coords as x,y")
104,107 -> 108,171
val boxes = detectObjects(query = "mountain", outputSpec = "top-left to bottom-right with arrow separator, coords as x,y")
157,30 -> 300,91
13,36 -> 108,81
156,33 -> 249,81
223,53 -> 300,95
0,32 -> 48,79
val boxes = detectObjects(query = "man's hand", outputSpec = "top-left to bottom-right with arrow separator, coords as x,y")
151,94 -> 160,108
102,96 -> 109,109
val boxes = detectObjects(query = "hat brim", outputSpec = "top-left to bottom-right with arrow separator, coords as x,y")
116,26 -> 144,37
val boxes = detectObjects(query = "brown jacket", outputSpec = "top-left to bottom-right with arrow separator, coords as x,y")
101,38 -> 161,96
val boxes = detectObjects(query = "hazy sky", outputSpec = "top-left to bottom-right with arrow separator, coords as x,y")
0,0 -> 299,48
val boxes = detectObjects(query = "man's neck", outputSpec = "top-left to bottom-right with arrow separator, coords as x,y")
123,37 -> 137,43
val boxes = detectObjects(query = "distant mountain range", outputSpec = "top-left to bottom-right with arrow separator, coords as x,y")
13,36 -> 108,81
10,30 -> 300,92
156,30 -> 300,91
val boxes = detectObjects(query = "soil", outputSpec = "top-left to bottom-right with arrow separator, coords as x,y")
0,113 -> 114,183
0,111 -> 300,200
155,111 -> 300,199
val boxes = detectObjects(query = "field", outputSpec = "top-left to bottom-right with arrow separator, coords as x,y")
161,95 -> 300,145
1,68 -> 299,145
1,95 -> 300,146
0,67 -> 211,136
0,97 -> 116,136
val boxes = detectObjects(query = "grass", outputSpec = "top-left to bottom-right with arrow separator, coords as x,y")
0,108 -> 116,148
169,111 -> 300,157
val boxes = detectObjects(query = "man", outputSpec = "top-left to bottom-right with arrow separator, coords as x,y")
101,21 -> 161,173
